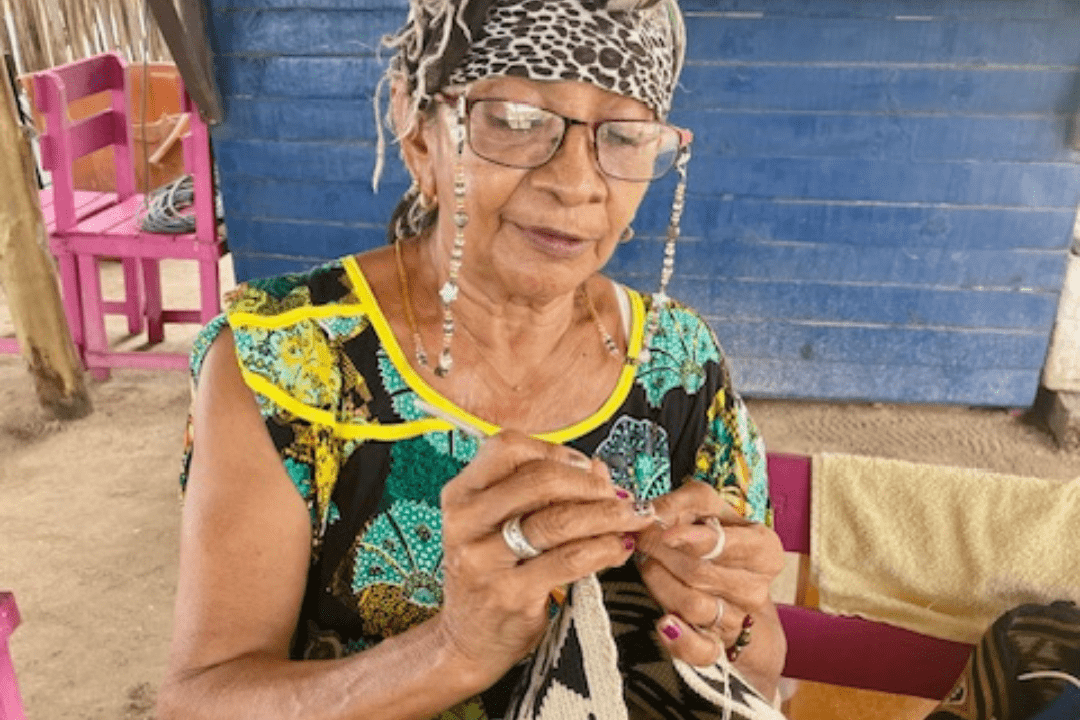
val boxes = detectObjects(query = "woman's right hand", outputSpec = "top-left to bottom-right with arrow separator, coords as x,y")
435,430 -> 653,686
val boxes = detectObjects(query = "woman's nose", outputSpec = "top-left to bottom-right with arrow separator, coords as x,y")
531,124 -> 606,204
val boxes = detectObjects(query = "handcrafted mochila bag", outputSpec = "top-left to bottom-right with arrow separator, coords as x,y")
927,601 -> 1080,720
503,576 -> 785,720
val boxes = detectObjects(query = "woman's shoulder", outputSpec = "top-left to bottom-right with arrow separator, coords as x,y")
632,290 -> 722,354
189,256 -> 372,380
225,258 -> 357,319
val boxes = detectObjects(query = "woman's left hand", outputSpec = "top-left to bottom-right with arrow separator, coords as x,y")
635,480 -> 785,668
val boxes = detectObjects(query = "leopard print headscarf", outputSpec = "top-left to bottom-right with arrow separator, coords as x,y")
376,0 -> 687,216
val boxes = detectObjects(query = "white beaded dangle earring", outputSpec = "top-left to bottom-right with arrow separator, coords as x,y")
638,145 -> 691,364
434,93 -> 469,377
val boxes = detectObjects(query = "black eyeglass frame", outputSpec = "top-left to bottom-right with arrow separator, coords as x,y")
437,92 -> 694,182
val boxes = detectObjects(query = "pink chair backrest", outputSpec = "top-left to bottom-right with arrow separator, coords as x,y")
766,453 -> 973,700
33,52 -> 137,232
179,83 -> 215,244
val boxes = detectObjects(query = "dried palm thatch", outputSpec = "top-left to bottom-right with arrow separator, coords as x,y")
2,0 -> 171,76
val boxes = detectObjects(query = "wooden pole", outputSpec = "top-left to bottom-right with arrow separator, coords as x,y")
0,65 -> 91,418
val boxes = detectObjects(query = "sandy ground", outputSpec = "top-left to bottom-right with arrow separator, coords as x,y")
3,258 -> 1080,719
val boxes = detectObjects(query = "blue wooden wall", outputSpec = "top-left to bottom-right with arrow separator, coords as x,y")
203,0 -> 1080,406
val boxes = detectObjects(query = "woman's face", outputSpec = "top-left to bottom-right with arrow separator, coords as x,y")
415,76 -> 655,304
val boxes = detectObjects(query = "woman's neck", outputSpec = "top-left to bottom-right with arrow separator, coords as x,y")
414,235 -> 588,377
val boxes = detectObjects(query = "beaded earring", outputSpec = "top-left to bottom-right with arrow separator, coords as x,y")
639,145 -> 691,364
434,94 -> 469,377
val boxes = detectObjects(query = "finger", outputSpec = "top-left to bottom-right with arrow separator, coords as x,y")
518,497 -> 654,554
511,531 -> 637,591
642,520 -> 784,577
445,431 -> 593,497
463,459 -> 629,533
639,542 -> 770,621
637,553 -> 747,640
650,480 -> 753,529
656,615 -> 723,668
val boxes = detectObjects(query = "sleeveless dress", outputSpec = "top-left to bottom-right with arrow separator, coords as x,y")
180,255 -> 773,719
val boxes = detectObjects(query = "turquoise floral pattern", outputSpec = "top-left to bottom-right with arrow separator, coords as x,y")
378,348 -> 482,462
636,304 -> 721,408
352,499 -> 445,608
594,416 -> 671,501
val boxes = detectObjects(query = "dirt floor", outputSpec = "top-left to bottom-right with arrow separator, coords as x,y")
3,259 -> 1080,719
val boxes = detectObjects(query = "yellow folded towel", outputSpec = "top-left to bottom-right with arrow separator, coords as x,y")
810,453 -> 1080,644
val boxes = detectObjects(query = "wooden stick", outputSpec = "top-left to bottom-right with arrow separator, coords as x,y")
0,69 -> 92,418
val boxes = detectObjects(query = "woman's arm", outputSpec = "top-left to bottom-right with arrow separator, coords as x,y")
156,331 -> 485,720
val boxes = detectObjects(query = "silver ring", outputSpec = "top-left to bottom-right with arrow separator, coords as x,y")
712,597 -> 725,628
701,516 -> 725,561
501,514 -> 541,560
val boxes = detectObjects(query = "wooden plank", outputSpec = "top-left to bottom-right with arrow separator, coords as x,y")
608,239 -> 1068,291
728,355 -> 1041,406
214,139 -> 1080,208
224,216 -> 385,257
216,173 -> 406,223
631,198 -> 1077,250
231,250 -> 331,281
685,16 -> 1080,65
680,112 -> 1080,164
662,276 -> 1059,330
213,0 -> 405,9
66,109 -> 124,159
147,0 -> 224,123
688,156 -> 1080,208
710,320 -> 1049,370
216,56 -> 385,99
677,65 -> 1079,114
211,9 -> 401,55
212,96 -> 378,141
679,0 -> 1076,21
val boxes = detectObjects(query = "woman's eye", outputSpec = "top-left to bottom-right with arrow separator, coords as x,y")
490,104 -> 547,131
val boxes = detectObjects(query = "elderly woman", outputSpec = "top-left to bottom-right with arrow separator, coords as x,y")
157,0 -> 786,718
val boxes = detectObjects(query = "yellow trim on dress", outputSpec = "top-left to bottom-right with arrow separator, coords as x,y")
231,254 -> 646,444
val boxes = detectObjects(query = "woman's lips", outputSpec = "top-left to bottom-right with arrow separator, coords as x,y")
518,224 -> 593,258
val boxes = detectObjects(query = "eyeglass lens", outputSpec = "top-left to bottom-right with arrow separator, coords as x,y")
467,99 -> 682,181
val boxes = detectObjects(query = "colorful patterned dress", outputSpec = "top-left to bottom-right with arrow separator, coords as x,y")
180,255 -> 772,719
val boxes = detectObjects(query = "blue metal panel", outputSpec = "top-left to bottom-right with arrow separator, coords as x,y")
204,0 -> 1080,406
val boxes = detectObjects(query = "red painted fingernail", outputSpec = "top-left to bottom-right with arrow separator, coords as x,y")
615,489 -> 631,500
661,620 -> 681,641
622,534 -> 635,551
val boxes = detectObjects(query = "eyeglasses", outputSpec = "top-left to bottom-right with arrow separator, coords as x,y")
442,95 -> 692,182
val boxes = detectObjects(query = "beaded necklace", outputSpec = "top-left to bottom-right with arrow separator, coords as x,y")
392,238 -> 623,373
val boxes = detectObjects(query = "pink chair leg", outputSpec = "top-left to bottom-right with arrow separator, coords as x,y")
142,259 -> 164,344
121,259 -> 143,336
0,593 -> 27,720
198,257 -> 222,323
54,251 -> 86,360
76,254 -> 110,381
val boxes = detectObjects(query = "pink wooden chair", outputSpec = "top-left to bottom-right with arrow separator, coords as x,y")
33,52 -> 225,379
0,593 -> 26,720
767,453 -> 974,699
